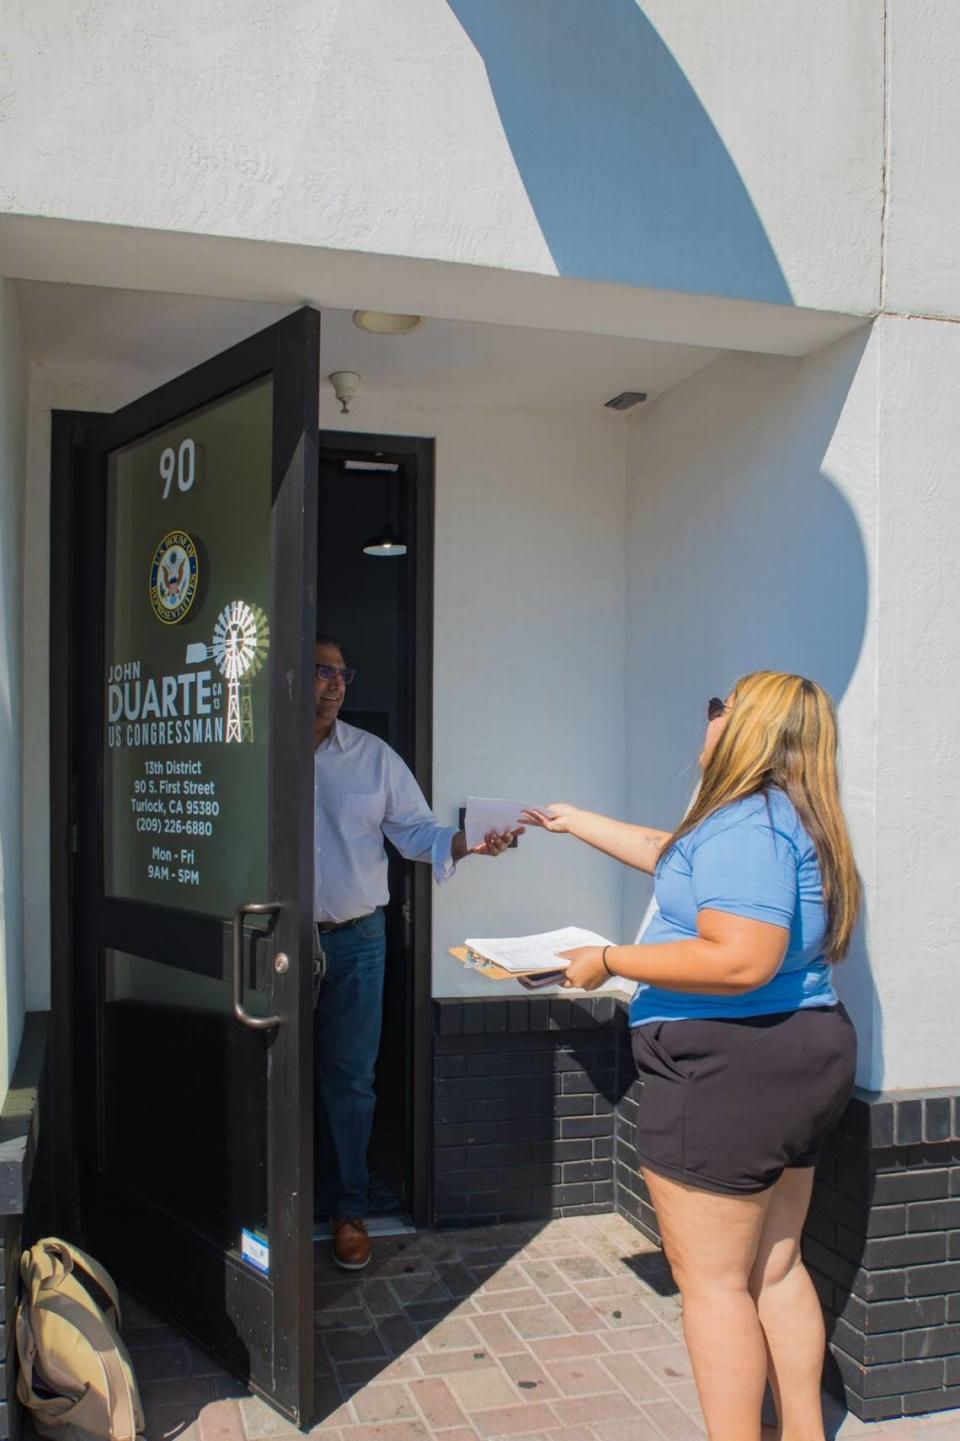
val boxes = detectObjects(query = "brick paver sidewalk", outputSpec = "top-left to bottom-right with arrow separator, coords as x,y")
122,1215 -> 960,1440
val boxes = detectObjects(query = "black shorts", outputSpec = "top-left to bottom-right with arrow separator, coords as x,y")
630,1004 -> 856,1195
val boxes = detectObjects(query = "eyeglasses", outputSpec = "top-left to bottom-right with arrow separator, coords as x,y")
707,696 -> 731,721
315,663 -> 356,686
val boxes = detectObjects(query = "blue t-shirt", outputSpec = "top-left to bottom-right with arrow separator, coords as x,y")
629,788 -> 836,1027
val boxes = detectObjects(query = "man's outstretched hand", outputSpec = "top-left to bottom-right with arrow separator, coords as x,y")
452,827 -> 524,861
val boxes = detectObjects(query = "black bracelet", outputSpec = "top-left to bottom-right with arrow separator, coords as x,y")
601,945 -> 614,976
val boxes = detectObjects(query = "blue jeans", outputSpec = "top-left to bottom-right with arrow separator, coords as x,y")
314,909 -> 386,1219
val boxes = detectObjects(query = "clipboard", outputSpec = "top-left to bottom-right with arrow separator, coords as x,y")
449,945 -> 515,980
448,946 -> 565,983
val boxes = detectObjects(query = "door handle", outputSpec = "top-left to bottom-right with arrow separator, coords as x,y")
402,871 -> 413,949
232,901 -> 283,1030
312,934 -> 325,1008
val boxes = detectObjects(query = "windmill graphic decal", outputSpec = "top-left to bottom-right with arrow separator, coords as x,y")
210,600 -> 270,743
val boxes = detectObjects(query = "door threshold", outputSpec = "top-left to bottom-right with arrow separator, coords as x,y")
313,1216 -> 416,1242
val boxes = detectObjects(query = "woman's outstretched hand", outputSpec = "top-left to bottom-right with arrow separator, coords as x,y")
522,805 -> 670,875
519,802 -> 580,834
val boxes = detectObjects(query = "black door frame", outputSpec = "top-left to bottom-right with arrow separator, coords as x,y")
48,394 -> 438,1381
317,430 -> 436,1227
49,308 -> 321,1424
48,408 -> 90,1241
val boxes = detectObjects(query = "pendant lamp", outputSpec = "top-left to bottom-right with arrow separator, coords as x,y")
362,522 -> 407,558
358,464 -> 408,558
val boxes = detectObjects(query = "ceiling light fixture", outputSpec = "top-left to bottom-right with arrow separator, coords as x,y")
329,370 -> 360,414
352,311 -> 424,335
362,523 -> 407,558
359,463 -> 408,559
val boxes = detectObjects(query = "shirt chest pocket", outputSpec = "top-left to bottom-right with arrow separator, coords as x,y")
342,791 -> 385,840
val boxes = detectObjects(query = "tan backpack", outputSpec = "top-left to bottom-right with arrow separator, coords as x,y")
16,1238 -> 144,1441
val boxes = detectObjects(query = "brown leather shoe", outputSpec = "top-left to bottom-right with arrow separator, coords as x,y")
331,1217 -> 372,1271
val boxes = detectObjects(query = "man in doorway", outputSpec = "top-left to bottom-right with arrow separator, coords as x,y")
313,635 -> 518,1270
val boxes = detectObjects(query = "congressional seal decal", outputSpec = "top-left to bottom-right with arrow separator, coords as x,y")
149,530 -> 200,625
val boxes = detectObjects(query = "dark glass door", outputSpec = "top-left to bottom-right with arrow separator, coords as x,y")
74,309 -> 321,1424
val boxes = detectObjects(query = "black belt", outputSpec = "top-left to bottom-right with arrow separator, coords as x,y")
315,915 -> 367,935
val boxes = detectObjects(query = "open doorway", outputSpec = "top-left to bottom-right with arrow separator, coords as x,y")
314,431 -> 435,1232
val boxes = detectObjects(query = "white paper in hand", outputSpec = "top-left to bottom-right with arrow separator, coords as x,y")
464,796 -> 531,850
464,926 -> 613,974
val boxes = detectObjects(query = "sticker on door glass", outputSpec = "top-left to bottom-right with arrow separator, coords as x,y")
149,530 -> 200,625
241,1228 -> 270,1276
104,377 -> 273,920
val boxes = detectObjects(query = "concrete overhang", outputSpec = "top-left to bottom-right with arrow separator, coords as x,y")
0,214 -> 870,361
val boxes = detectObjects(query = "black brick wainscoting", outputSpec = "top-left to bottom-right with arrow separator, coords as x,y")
804,1090 -> 960,1421
433,996 -> 622,1224
431,996 -> 960,1423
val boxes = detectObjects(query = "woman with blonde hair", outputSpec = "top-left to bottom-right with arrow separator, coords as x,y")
523,672 -> 860,1441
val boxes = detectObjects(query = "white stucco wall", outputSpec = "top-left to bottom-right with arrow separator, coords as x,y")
0,279 -> 27,1104
623,334 -> 880,1084
319,393 -> 628,998
0,0 -> 882,316
623,319 -> 960,1093
21,310 -> 959,1088
885,0 -> 960,320
872,314 -> 960,1091
21,362 -> 628,1006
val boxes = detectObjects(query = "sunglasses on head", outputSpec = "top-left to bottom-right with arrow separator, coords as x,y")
707,696 -> 731,722
315,663 -> 356,685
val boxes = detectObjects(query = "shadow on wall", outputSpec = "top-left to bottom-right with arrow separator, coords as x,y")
446,0 -> 792,304
622,328 -> 880,1083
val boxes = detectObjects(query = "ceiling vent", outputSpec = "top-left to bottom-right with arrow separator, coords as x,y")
604,391 -> 647,411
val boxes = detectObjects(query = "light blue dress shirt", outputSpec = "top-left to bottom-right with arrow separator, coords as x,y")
314,720 -> 458,922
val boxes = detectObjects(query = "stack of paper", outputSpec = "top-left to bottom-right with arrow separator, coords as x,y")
463,926 -> 613,975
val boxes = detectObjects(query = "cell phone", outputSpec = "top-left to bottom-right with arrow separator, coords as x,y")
516,969 -> 566,990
